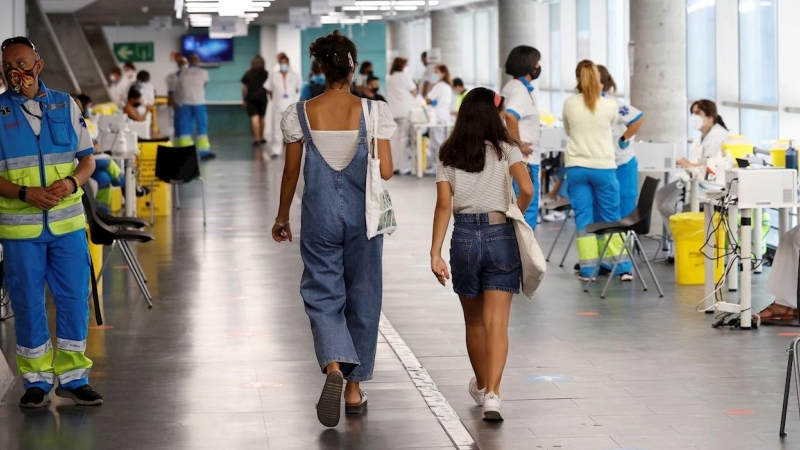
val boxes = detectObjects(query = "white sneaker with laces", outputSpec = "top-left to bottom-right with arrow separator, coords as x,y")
482,392 -> 503,421
469,377 -> 485,406
543,211 -> 566,222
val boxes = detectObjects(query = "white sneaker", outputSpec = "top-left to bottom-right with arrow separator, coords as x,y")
543,211 -> 566,222
482,392 -> 503,421
469,377 -> 485,406
620,273 -> 634,282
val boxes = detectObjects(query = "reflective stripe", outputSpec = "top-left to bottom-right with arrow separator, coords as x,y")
0,155 -> 40,172
0,212 -> 43,226
57,338 -> 87,353
22,371 -> 56,385
58,368 -> 90,384
43,152 -> 76,166
17,341 -> 53,359
49,203 -> 84,222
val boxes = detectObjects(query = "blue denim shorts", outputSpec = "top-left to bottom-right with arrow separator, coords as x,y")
450,213 -> 522,298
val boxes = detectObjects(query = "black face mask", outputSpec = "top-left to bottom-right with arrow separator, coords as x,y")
371,87 -> 379,94
132,102 -> 141,108
531,66 -> 542,80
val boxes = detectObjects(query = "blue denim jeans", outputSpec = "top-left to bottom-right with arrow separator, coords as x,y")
296,101 -> 383,382
450,214 -> 522,298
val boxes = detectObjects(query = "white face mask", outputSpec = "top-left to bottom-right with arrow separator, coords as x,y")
280,63 -> 288,73
110,74 -> 119,82
690,114 -> 705,130
403,66 -> 410,74
125,70 -> 136,80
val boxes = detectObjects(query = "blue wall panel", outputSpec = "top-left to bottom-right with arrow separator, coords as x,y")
300,24 -> 387,90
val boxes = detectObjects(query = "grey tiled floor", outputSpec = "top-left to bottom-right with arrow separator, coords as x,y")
1,136 -> 800,450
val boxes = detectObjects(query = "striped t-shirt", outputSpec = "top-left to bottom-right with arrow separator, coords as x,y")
436,143 -> 525,214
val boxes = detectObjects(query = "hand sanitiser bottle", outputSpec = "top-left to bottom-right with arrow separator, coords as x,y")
786,140 -> 798,171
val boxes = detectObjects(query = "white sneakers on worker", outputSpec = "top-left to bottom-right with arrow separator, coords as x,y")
482,392 -> 504,421
469,377 -> 485,406
543,211 -> 566,222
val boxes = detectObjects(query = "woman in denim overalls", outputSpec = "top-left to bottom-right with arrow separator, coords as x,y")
272,31 -> 395,428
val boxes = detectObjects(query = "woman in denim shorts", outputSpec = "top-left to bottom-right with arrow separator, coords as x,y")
430,88 -> 534,420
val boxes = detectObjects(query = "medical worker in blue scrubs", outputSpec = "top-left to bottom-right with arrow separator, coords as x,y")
174,54 -> 215,160
0,37 -> 103,408
597,65 -> 646,218
501,46 -> 542,230
562,60 -> 632,281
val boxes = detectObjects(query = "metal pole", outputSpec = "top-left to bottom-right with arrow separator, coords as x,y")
780,342 -> 796,437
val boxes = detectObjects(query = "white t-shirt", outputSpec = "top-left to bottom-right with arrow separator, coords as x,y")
419,64 -> 435,93
281,100 -> 396,171
611,98 -> 643,166
436,142 -> 524,214
562,93 -> 620,170
137,82 -> 156,107
266,70 -> 303,111
178,66 -> 209,105
689,123 -> 727,163
109,80 -> 130,108
387,71 -> 417,120
501,78 -> 541,165
426,81 -> 453,123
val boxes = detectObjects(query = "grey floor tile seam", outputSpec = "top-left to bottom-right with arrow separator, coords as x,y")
378,313 -> 477,450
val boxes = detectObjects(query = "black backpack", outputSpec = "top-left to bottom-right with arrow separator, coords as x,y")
309,80 -> 325,99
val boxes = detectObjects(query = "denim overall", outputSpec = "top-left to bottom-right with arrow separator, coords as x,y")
296,101 -> 383,382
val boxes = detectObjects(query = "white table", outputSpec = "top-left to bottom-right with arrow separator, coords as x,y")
111,151 -> 137,217
412,121 -> 453,179
703,198 -> 797,327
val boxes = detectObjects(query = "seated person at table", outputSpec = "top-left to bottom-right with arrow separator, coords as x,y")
754,225 -> 800,324
123,88 -> 148,122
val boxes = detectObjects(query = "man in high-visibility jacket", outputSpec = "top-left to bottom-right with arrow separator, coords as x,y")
0,37 -> 102,408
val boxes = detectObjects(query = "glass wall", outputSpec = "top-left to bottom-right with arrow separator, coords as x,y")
738,0 -> 777,144
606,0 -> 626,95
686,0 -> 716,101
456,8 -> 498,88
549,2 -> 562,116
576,0 -> 590,61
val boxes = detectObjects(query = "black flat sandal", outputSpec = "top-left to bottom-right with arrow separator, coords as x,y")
345,391 -> 368,415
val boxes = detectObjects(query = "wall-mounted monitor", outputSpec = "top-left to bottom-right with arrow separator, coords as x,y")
182,35 -> 234,64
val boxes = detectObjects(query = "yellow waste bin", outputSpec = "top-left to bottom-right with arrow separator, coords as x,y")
670,212 -> 724,285
723,135 -> 753,163
136,141 -> 173,217
771,139 -> 790,168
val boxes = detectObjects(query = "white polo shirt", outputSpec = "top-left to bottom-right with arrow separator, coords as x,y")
426,81 -> 453,123
611,97 -> 643,166
501,78 -> 541,165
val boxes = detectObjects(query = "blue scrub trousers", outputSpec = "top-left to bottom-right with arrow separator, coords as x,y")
616,157 -> 639,218
3,230 -> 92,391
566,167 -> 632,277
175,104 -> 212,158
513,163 -> 540,231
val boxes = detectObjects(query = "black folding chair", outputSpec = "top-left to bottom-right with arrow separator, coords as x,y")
584,177 -> 665,299
150,145 -> 207,226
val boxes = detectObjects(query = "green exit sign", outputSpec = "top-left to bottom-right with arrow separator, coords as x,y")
113,42 -> 154,63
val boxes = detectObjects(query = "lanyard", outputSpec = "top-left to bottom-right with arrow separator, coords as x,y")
20,103 -> 42,121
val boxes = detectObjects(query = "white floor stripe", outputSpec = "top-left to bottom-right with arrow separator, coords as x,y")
378,313 -> 477,450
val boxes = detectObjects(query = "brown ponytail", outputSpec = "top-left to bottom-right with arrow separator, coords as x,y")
575,60 -> 602,112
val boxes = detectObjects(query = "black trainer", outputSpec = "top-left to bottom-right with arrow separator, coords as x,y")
19,387 -> 50,408
55,385 -> 103,406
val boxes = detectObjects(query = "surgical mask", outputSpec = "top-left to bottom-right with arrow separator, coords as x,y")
690,114 -> 705,130
110,74 -> 119,82
132,102 -> 141,108
531,66 -> 542,80
82,108 -> 91,119
5,67 -> 36,94
125,70 -> 136,80
280,63 -> 288,73
371,87 -> 379,94
403,67 -> 410,74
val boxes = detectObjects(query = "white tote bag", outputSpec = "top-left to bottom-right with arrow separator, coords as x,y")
505,164 -> 546,299
363,99 -> 398,239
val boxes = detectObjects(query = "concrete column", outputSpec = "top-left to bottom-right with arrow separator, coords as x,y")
498,0 -> 537,84
431,11 -> 461,78
630,0 -> 687,143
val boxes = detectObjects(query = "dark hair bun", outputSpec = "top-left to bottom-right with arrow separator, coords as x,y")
309,30 -> 358,84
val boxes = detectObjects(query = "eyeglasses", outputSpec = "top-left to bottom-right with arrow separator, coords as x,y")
1,37 -> 39,56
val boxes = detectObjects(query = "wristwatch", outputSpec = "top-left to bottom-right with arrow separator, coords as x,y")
18,186 -> 27,201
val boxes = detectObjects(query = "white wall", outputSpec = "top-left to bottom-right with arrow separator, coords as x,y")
0,0 -> 26,44
275,24 -> 301,72
102,26 -> 185,96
